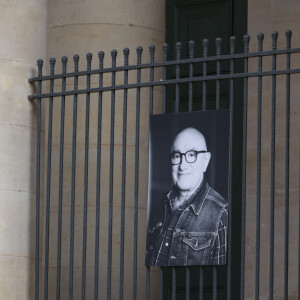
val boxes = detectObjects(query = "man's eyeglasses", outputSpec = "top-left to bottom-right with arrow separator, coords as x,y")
170,150 -> 207,165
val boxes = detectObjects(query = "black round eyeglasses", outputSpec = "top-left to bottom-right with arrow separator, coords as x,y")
170,150 -> 207,165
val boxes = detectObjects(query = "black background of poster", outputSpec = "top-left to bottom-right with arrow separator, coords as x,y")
147,110 -> 230,221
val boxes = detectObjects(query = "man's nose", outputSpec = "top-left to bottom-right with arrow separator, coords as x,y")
179,156 -> 189,170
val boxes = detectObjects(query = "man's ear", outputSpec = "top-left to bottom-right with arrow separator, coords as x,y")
203,152 -> 211,172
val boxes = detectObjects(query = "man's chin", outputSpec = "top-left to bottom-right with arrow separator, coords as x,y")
176,182 -> 195,192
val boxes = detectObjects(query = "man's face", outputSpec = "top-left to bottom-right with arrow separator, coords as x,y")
171,128 -> 211,193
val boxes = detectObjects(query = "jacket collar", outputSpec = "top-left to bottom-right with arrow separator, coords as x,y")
189,180 -> 209,215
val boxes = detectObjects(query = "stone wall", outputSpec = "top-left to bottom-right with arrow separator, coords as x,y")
43,0 -> 165,299
1,0 -> 300,299
0,0 -> 47,299
245,1 -> 300,299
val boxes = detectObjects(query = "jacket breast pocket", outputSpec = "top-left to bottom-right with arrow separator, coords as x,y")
183,235 -> 212,251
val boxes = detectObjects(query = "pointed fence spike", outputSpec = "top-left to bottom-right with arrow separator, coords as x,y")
216,38 -> 222,55
98,51 -> 104,68
73,54 -> 79,72
111,50 -> 117,67
86,53 -> 92,70
176,42 -> 182,60
257,33 -> 264,52
272,32 -> 278,51
202,39 -> 209,57
37,59 -> 43,76
49,58 -> 56,75
136,46 -> 143,64
243,35 -> 250,53
61,56 -> 68,73
123,48 -> 130,66
149,44 -> 155,63
230,36 -> 236,54
189,40 -> 195,59
162,43 -> 168,61
285,30 -> 292,49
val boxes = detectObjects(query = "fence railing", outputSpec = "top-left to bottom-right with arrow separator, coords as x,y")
28,30 -> 299,300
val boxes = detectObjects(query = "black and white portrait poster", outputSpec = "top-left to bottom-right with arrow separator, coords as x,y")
145,110 -> 230,267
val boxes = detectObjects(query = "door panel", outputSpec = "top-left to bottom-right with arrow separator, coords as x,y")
165,0 -> 247,298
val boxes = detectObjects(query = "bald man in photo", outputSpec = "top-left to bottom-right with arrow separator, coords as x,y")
146,127 -> 228,266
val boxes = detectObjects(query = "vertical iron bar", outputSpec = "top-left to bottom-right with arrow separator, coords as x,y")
216,37 -> 222,110
107,50 -> 117,300
69,54 -> 79,300
227,36 -> 235,300
186,266 -> 190,300
160,268 -> 164,300
255,33 -> 264,300
146,271 -> 150,300
299,174 -> 300,300
188,40 -> 195,112
186,40 -> 194,300
162,44 -> 168,114
94,51 -> 104,300
160,43 -> 168,300
172,267 -> 176,300
213,268 -> 217,300
241,35 -> 250,300
133,46 -> 143,300
175,42 -> 181,112
213,37 -> 222,300
298,26 -> 300,299
119,48 -> 129,300
284,29 -> 292,300
146,44 -> 155,300
199,267 -> 203,300
269,31 -> 278,300
149,44 -> 155,114
199,37 -> 208,300
81,53 -> 92,300
56,56 -> 68,300
202,39 -> 208,110
35,59 -> 43,300
171,42 -> 182,300
44,58 -> 56,300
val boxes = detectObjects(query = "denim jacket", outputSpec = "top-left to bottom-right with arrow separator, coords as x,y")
145,180 -> 228,266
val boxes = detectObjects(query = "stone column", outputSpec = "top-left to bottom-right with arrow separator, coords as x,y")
0,1 -> 47,300
46,0 -> 165,299
245,1 -> 300,299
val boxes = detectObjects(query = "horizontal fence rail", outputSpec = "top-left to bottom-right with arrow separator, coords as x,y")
28,48 -> 300,84
29,30 -> 299,300
28,68 -> 300,100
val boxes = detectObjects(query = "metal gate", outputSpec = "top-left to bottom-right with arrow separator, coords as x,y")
28,30 -> 299,299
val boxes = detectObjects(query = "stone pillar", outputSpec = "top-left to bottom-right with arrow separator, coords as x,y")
46,0 -> 165,299
245,1 -> 300,299
0,1 -> 47,300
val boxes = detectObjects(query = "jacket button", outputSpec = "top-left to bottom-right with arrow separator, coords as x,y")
175,228 -> 181,233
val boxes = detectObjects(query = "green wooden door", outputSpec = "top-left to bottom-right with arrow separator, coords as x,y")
164,0 -> 247,298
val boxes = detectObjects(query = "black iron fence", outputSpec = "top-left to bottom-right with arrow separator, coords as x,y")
28,30 -> 299,299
